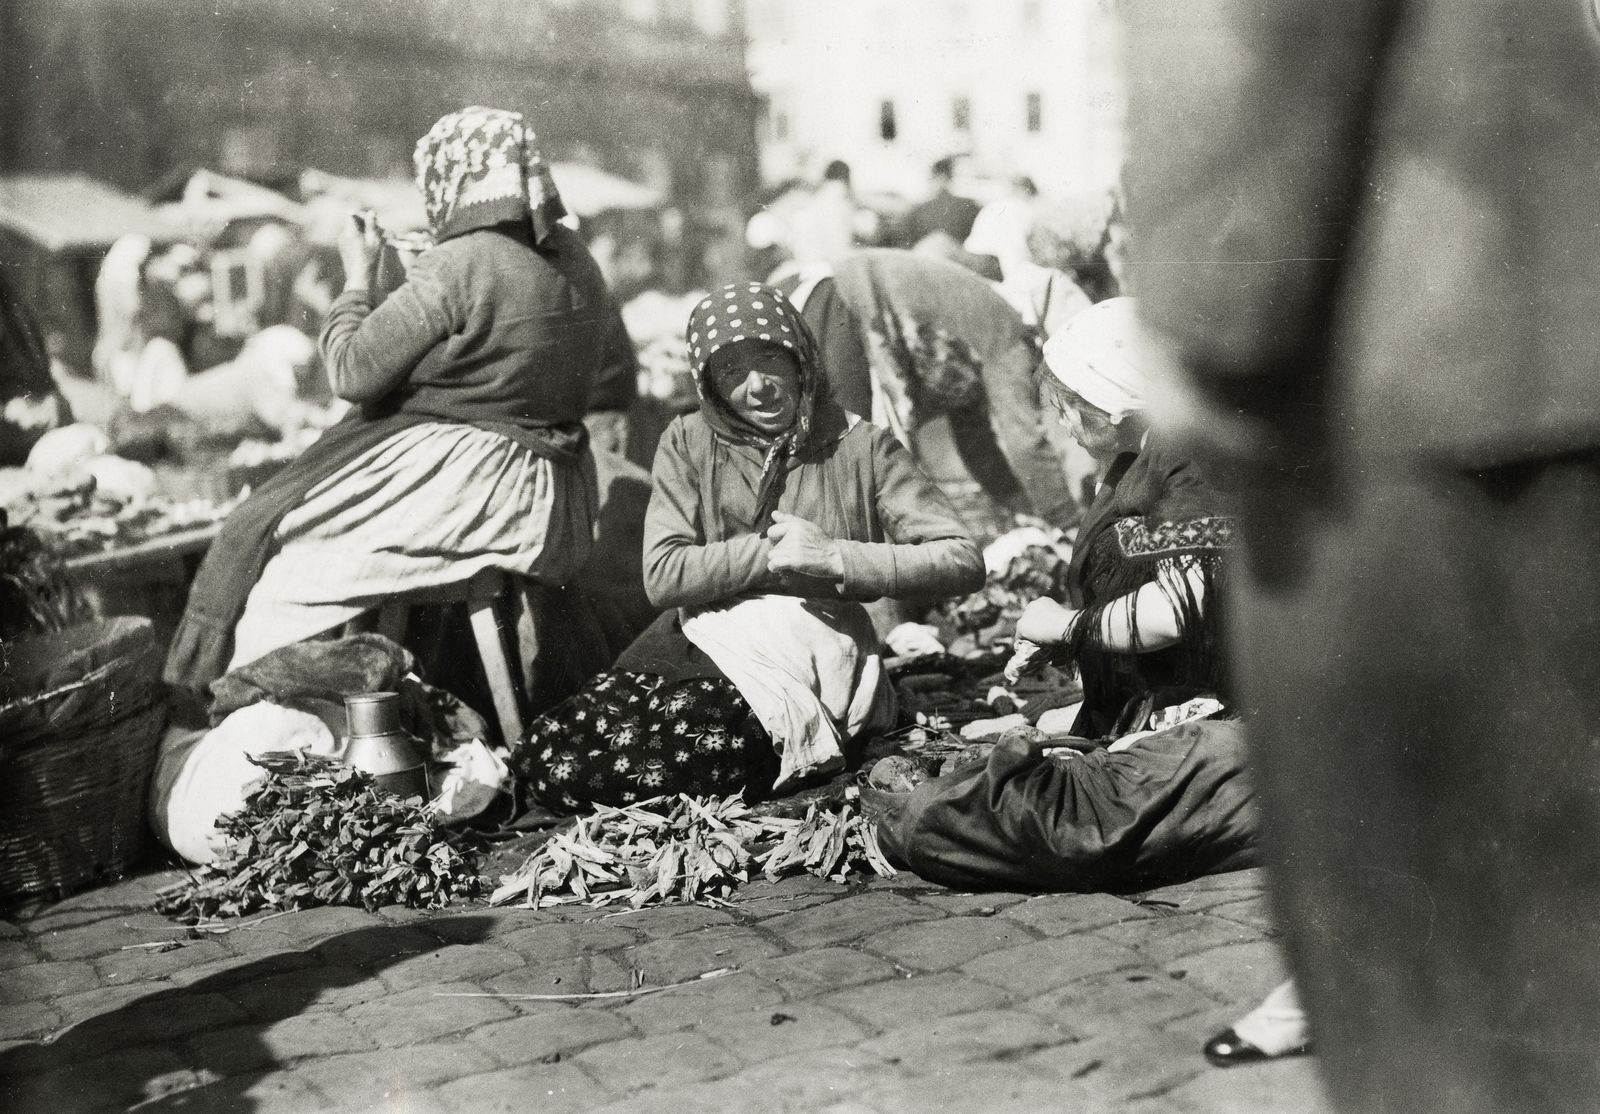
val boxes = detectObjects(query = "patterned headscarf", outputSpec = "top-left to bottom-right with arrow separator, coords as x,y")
685,282 -> 827,526
413,107 -> 567,244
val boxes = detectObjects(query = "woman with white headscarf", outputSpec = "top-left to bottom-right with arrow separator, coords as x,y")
875,297 -> 1257,895
1010,297 -> 1235,738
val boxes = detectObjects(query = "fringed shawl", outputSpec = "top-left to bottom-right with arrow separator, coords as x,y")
1064,441 -> 1235,738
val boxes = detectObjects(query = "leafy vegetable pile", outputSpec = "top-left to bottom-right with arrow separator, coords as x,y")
155,752 -> 482,921
490,793 -> 895,911
932,543 -> 1070,651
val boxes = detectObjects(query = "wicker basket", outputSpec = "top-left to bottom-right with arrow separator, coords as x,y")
0,617 -> 167,900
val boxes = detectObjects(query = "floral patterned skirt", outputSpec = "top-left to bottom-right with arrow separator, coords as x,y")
509,671 -> 779,812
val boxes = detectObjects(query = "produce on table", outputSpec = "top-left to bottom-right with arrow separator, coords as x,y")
2,466 -> 239,558
155,752 -> 482,921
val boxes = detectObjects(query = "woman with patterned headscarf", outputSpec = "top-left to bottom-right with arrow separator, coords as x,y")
508,282 -> 983,809
166,107 -> 624,696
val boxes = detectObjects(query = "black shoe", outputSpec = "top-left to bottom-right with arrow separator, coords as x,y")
1205,1027 -> 1284,1068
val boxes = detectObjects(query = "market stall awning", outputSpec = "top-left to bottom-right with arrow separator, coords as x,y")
0,175 -> 180,252
548,163 -> 664,217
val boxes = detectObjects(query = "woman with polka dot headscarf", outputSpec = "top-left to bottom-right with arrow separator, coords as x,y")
508,282 -> 984,809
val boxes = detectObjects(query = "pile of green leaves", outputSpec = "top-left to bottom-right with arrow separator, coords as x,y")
155,752 -> 481,922
490,793 -> 895,911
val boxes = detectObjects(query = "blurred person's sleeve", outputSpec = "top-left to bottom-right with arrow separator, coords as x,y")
1121,0 -> 1401,458
586,299 -> 639,414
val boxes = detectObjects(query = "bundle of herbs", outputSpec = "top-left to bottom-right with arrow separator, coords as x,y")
490,793 -> 895,911
155,751 -> 482,921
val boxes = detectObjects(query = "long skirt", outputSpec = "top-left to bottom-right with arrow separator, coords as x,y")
510,671 -> 779,811
230,422 -> 594,671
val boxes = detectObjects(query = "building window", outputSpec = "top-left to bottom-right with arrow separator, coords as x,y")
1021,0 -> 1042,32
952,96 -> 970,132
880,100 -> 897,142
1026,92 -> 1042,133
773,111 -> 789,142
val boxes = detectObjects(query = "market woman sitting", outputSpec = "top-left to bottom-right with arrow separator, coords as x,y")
165,108 -> 616,696
509,282 -> 984,810
876,298 -> 1259,891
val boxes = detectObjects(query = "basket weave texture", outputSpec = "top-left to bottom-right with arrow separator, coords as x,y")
0,617 -> 167,900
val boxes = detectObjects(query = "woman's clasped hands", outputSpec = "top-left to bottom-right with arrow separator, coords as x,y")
766,510 -> 844,580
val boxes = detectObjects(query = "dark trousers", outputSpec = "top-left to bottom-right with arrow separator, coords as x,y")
1233,448 -> 1600,1114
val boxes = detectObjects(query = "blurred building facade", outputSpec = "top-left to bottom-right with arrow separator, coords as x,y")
0,0 -> 760,288
745,0 -> 1124,198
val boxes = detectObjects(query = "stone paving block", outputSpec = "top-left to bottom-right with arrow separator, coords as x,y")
289,1041 -> 504,1100
223,964 -> 392,1019
0,920 -> 23,939
93,938 -> 232,983
961,932 -> 1141,994
141,948 -> 316,991
575,1029 -> 741,1094
620,924 -> 785,984
377,943 -> 525,990
425,907 -> 560,942
243,904 -> 386,946
1132,867 -> 1268,913
313,924 -> 443,968
345,982 -> 516,1046
0,958 -> 100,1002
1164,939 -> 1290,1010
912,891 -> 1028,916
599,905 -> 736,939
10,871 -> 185,930
494,920 -> 640,962
197,1011 -> 378,1069
1020,967 -> 1221,1037
762,893 -> 943,949
46,981 -> 162,1032
1203,895 -> 1280,934
485,952 -> 634,1000
861,916 -> 1034,972
724,875 -> 849,919
1094,912 -> 1261,966
865,1058 -> 1081,1114
218,1069 -> 339,1113
586,1047 -> 897,1114
0,940 -> 37,970
96,991 -> 249,1051
614,971 -> 788,1035
435,1061 -> 614,1114
821,971 -> 1011,1033
1001,891 -> 1161,936
0,999 -> 60,1041
1153,1052 -> 1333,1114
698,1000 -> 868,1066
30,912 -> 185,961
472,1007 -> 636,1062
746,947 -> 899,998
858,1007 -> 1072,1072
1027,1027 -> 1207,1105
856,876 -> 944,895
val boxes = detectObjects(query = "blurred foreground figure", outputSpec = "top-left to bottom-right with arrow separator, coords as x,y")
1124,2 -> 1600,1111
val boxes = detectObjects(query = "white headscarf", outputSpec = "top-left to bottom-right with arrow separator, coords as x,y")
1042,296 -> 1147,424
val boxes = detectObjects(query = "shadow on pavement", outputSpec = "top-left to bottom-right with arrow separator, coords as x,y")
0,915 -> 494,1113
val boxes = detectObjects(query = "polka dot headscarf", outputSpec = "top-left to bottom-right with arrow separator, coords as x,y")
684,281 -> 827,525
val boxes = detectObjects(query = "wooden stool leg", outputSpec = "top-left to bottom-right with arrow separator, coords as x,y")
469,598 -> 524,744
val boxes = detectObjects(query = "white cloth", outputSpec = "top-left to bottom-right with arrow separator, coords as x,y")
149,703 -> 339,864
230,421 -> 596,670
1042,296 -> 1149,424
993,262 -> 1092,339
1232,980 -> 1310,1056
681,594 -> 896,791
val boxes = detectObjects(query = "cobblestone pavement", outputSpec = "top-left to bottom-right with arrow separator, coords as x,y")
0,866 -> 1332,1112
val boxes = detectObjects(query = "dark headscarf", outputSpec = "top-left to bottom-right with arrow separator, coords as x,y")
685,282 -> 830,526
413,107 -> 567,245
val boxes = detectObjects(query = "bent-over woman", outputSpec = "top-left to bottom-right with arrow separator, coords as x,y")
166,108 -> 620,694
876,298 -> 1258,892
509,282 -> 984,809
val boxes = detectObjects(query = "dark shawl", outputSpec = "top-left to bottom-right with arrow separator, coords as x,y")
1063,440 -> 1234,738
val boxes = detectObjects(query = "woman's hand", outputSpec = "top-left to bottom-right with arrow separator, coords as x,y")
337,211 -> 383,293
1005,637 -> 1050,684
1015,597 -> 1077,646
766,510 -> 844,580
